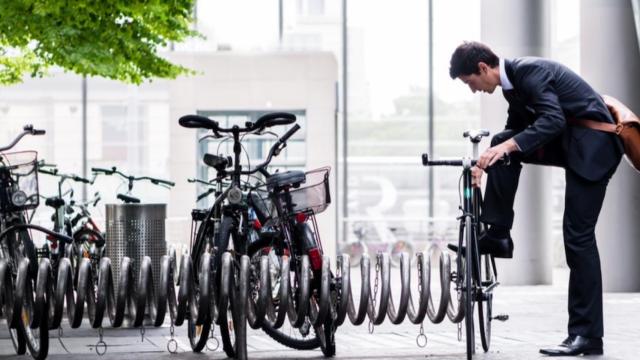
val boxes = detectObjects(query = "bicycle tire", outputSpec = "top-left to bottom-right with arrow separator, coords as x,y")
313,297 -> 336,357
463,216 -> 475,360
218,217 -> 248,359
256,248 -> 321,350
187,317 -> 210,352
477,254 -> 494,352
1,257 -> 27,355
187,256 -> 211,352
15,257 -> 49,360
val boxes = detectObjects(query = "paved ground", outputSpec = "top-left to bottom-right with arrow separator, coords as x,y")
1,269 -> 638,359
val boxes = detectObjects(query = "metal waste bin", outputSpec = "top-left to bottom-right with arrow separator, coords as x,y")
105,204 -> 167,290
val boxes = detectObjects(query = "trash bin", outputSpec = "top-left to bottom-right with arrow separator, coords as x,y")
105,203 -> 167,290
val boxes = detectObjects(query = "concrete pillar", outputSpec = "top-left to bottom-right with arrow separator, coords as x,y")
581,0 -> 640,292
480,0 -> 554,285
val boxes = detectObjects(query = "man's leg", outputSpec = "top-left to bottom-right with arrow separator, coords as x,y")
480,130 -> 522,229
563,170 -> 608,338
481,131 -> 565,229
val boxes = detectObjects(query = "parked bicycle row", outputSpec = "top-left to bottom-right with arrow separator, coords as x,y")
0,116 -> 506,360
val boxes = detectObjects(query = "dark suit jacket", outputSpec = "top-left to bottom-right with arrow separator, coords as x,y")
503,57 -> 623,181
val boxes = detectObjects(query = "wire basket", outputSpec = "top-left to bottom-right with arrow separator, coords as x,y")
280,167 -> 331,216
0,151 -> 39,213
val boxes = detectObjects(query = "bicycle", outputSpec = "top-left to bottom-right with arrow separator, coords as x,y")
0,125 -> 73,360
180,112 -> 321,358
37,165 -> 104,282
422,130 -> 508,360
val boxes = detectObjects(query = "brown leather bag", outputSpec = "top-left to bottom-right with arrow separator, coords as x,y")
568,95 -> 640,173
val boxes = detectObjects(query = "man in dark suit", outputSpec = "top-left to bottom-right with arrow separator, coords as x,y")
448,41 -> 623,356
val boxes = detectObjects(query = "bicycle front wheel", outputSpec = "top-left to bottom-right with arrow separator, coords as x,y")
15,257 -> 49,360
217,217 -> 248,359
463,216 -> 475,360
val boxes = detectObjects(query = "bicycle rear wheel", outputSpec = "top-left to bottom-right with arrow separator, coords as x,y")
258,250 -> 321,350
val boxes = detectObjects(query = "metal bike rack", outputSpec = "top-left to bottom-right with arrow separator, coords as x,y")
105,203 -> 167,289
0,246 -> 466,359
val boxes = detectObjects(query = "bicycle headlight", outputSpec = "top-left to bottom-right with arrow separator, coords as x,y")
11,190 -> 27,207
228,186 -> 243,204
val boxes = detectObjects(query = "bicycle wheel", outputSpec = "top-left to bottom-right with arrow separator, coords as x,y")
218,218 -> 247,359
477,254 -> 495,352
187,253 -> 212,353
15,257 -> 49,360
259,250 -> 321,350
311,293 -> 336,357
0,256 -> 26,355
463,216 -> 475,360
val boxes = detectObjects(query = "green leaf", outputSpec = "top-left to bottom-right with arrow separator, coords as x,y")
0,0 -> 199,85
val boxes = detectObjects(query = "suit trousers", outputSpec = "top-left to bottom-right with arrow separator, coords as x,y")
481,130 -> 610,338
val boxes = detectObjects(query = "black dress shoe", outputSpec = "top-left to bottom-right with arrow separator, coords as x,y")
540,335 -> 603,356
447,232 -> 514,258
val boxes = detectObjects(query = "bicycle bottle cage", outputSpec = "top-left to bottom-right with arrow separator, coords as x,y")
266,170 -> 306,190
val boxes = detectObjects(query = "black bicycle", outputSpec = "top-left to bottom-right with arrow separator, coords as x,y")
422,130 -> 508,360
0,125 -> 73,360
36,165 -> 103,282
180,112 -> 301,358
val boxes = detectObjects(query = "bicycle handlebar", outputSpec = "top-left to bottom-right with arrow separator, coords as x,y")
90,166 -> 175,187
38,166 -> 93,184
422,153 -> 511,167
0,124 -> 46,152
178,112 -> 296,134
239,124 -> 301,175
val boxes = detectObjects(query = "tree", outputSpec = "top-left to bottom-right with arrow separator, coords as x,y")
0,0 -> 198,85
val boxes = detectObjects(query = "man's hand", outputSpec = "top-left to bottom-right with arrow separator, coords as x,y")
471,166 -> 483,188
477,138 -> 519,170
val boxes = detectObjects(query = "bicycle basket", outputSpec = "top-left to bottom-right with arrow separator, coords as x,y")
0,151 -> 39,213
280,167 -> 331,216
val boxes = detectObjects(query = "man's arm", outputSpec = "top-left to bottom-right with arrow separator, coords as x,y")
510,65 -> 566,154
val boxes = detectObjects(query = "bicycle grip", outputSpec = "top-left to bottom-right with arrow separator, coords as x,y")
151,179 -> 176,187
421,153 -> 429,166
279,124 -> 301,144
73,176 -> 91,184
91,167 -> 114,174
32,129 -> 46,135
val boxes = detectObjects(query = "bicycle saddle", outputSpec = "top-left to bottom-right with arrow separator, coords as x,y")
463,129 -> 490,143
45,197 -> 65,209
266,170 -> 306,190
203,153 -> 231,171
117,193 -> 141,204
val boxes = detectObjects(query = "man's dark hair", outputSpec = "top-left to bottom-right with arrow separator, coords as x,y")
449,41 -> 499,79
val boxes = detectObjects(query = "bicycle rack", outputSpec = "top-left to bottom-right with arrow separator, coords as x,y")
0,246 -> 465,359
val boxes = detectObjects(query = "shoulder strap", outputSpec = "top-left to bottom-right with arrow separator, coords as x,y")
567,118 -> 618,133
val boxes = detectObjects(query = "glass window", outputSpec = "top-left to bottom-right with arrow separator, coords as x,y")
194,110 -> 307,207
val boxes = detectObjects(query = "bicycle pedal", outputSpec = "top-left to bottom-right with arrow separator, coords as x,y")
492,314 -> 509,322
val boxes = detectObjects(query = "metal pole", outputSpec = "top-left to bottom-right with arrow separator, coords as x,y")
279,0 -> 284,43
427,0 -> 434,218
82,76 -> 88,201
341,0 -> 349,243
